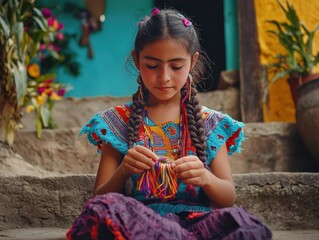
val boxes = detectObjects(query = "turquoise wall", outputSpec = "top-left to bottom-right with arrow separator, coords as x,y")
40,0 -> 239,97
42,0 -> 153,97
223,0 -> 239,71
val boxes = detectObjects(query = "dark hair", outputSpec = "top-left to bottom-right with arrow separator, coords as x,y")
128,9 -> 207,163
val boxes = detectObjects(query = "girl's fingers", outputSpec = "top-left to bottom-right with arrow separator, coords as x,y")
128,148 -> 156,166
122,145 -> 158,175
172,156 -> 203,173
125,155 -> 153,170
134,145 -> 158,161
175,168 -> 202,179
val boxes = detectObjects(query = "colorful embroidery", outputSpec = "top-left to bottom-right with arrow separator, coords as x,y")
80,103 -> 245,206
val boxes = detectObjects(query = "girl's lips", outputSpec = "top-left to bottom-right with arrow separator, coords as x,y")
156,87 -> 171,91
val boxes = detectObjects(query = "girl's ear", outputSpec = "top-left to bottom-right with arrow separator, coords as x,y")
190,51 -> 199,71
131,50 -> 140,70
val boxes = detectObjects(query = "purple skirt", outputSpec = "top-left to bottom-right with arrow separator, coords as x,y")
66,193 -> 272,240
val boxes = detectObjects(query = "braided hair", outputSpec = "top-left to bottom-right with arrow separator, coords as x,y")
128,9 -> 210,163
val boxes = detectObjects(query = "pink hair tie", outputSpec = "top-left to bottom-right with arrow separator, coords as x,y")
182,17 -> 192,27
150,8 -> 160,16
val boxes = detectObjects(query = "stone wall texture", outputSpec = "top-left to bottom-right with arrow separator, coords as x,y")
0,173 -> 318,231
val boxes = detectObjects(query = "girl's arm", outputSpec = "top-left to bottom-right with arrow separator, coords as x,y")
94,143 -> 127,195
202,143 -> 236,207
172,143 -> 236,207
94,143 -> 157,196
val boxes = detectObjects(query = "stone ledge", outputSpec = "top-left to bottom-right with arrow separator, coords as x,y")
20,90 -> 240,132
0,172 -> 318,231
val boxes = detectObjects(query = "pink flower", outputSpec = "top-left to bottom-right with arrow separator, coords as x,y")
48,44 -> 54,51
57,22 -> 64,30
39,44 -> 46,51
42,8 -> 52,19
54,45 -> 61,52
57,88 -> 66,96
48,18 -> 59,30
56,32 -> 64,40
37,87 -> 45,94
45,79 -> 54,84
47,18 -> 55,27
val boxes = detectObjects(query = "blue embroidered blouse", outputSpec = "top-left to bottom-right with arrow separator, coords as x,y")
80,102 -> 245,215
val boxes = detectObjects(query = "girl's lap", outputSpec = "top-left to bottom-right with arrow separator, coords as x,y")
67,193 -> 272,240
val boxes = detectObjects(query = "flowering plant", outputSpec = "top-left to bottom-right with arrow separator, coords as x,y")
1,0 -> 50,144
1,1 -> 78,143
24,63 -> 68,137
23,7 -> 72,137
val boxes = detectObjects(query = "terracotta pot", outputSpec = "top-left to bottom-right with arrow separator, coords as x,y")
288,73 -> 319,106
296,77 -> 319,163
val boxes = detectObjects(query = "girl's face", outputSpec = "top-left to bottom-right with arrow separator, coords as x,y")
133,38 -> 198,105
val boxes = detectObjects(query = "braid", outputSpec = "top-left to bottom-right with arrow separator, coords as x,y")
181,84 -> 207,163
127,85 -> 146,148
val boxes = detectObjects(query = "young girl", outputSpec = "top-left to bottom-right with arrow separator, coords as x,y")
66,8 -> 272,240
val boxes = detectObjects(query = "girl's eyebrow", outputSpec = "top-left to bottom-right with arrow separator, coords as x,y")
143,56 -> 187,62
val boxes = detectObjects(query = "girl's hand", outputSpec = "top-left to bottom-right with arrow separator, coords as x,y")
120,145 -> 158,177
171,156 -> 210,187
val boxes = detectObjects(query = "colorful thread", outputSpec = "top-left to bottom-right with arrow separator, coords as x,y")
137,156 -> 178,200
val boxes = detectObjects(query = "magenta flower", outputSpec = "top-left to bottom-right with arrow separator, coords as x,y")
47,18 -> 56,27
57,22 -> 64,30
56,32 -> 64,40
42,8 -> 52,19
37,87 -> 45,94
54,45 -> 61,52
45,79 -> 54,84
57,88 -> 66,96
39,44 -> 46,51
48,44 -> 54,51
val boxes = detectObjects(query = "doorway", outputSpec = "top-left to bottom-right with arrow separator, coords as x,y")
154,0 -> 225,91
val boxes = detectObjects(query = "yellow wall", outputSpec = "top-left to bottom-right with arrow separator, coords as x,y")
254,0 -> 319,122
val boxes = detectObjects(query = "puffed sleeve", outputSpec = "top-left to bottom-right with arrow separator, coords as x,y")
202,107 -> 245,165
80,104 -> 132,155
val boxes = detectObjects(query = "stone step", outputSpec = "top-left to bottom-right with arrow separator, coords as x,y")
0,228 -> 319,240
0,173 -> 318,232
4,122 -> 317,178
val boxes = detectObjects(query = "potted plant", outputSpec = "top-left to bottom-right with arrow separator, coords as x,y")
266,0 -> 319,106
266,0 -> 319,163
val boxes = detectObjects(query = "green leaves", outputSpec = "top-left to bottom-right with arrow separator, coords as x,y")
0,16 -> 10,38
267,0 -> 319,81
12,61 -> 27,105
0,0 -> 52,144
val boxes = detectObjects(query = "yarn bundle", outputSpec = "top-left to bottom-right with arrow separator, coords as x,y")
137,157 -> 178,200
